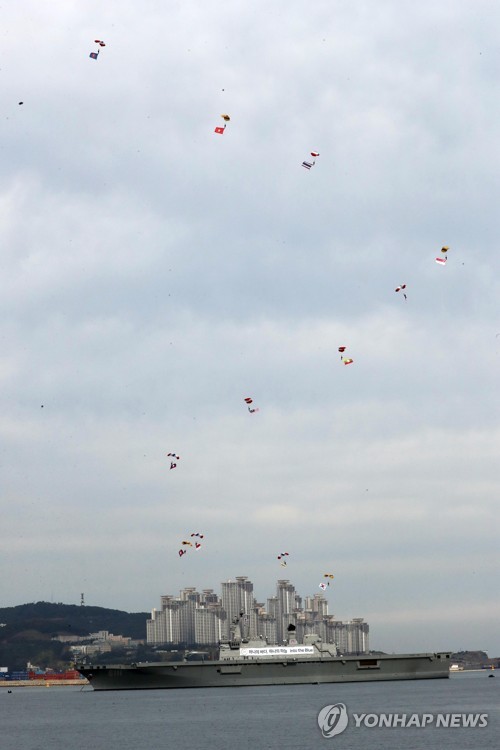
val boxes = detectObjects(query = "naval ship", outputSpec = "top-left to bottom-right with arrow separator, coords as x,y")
76,613 -> 451,690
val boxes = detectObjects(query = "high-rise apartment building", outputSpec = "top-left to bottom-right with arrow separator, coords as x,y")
221,576 -> 255,637
194,605 -> 226,645
275,579 -> 297,642
146,577 -> 369,652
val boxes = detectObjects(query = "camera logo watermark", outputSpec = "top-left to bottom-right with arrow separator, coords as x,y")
317,705 -> 488,738
317,703 -> 349,738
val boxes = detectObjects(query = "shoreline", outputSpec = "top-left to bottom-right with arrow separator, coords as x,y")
0,679 -> 88,688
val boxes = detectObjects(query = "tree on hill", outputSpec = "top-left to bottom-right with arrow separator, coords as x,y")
0,601 -> 149,640
0,601 -> 149,671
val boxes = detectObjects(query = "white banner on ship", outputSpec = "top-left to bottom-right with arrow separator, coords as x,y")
239,646 -> 315,657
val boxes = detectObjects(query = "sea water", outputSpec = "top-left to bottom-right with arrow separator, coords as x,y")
0,672 -> 497,750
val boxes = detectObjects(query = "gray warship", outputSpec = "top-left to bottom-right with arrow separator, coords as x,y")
77,614 -> 451,690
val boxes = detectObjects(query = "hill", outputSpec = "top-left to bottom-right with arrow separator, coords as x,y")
0,601 -> 149,671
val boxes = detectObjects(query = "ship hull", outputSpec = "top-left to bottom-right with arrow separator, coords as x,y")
77,653 -> 451,691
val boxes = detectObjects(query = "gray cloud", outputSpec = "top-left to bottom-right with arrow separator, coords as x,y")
0,0 -> 499,655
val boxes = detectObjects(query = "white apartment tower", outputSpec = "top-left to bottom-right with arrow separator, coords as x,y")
221,577 -> 256,638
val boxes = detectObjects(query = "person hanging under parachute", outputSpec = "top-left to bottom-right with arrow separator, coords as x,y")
215,114 -> 230,134
277,552 -> 289,567
244,397 -> 259,414
178,532 -> 204,557
89,40 -> 106,60
338,346 -> 353,365
167,452 -> 180,470
318,573 -> 334,590
302,151 -> 320,170
435,246 -> 449,265
395,283 -> 407,300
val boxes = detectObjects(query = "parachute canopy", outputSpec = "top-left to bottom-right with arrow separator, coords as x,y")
395,283 -> 407,300
244,396 -> 259,413
179,532 -> 204,557
277,552 -> 289,566
215,114 -> 230,134
89,40 -> 105,60
167,452 -> 180,470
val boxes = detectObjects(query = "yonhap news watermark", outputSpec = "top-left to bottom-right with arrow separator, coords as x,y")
317,703 -> 488,739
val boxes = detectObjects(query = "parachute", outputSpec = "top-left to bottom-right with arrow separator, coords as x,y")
395,283 -> 407,300
319,573 -> 334,590
436,246 -> 449,264
244,397 -> 259,414
178,532 -> 204,557
302,151 -> 319,169
215,114 -> 230,134
167,452 -> 180,470
338,345 -> 353,365
277,552 -> 289,567
89,40 -> 106,59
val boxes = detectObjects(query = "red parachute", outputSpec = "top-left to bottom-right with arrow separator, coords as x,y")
277,552 -> 289,567
244,397 -> 259,414
178,532 -> 204,557
302,151 -> 320,169
338,346 -> 353,365
435,246 -> 449,264
395,283 -> 407,300
214,114 -> 230,134
89,40 -> 106,60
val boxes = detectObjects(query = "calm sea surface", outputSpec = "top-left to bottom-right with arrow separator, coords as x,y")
1,672 -> 497,750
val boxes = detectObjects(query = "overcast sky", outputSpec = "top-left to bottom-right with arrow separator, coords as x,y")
1,0 -> 499,655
